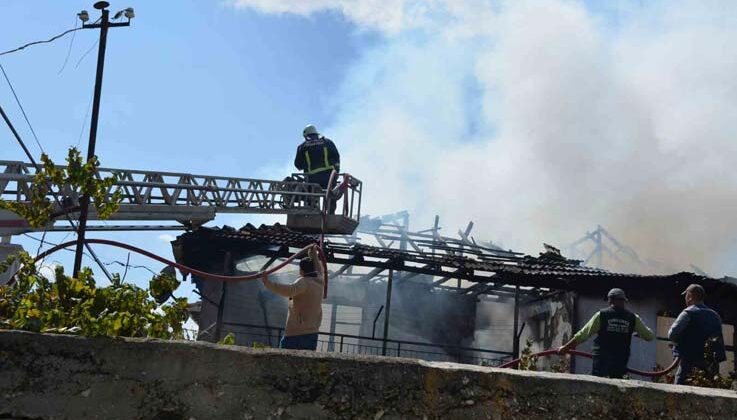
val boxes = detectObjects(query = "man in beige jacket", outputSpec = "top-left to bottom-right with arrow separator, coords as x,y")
261,244 -> 324,350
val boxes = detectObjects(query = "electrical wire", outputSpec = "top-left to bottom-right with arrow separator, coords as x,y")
75,39 -> 99,69
57,17 -> 79,74
76,93 -> 94,148
0,61 -> 53,262
0,27 -> 83,57
0,101 -> 112,281
35,230 -> 48,259
0,63 -> 44,153
22,232 -> 159,277
24,232 -> 91,258
23,232 -> 159,281
103,259 -> 158,276
122,252 -> 131,281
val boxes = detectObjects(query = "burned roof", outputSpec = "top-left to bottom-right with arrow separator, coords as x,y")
173,223 -> 737,324
178,225 -> 730,288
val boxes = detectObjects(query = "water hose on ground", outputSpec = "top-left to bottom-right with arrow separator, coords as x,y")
499,348 -> 680,378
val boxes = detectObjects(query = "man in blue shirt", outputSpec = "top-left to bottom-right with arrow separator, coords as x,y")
668,283 -> 726,385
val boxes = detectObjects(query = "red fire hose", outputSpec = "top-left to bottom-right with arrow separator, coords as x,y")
12,173 -> 355,297
18,239 -> 329,296
15,238 -> 681,379
319,170 -> 351,298
499,349 -> 680,378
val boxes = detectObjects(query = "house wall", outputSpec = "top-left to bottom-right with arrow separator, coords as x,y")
195,258 -> 478,361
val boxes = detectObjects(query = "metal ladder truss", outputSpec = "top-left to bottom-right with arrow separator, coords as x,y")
0,161 -> 362,231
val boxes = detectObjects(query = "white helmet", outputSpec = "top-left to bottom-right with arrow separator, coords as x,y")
303,124 -> 319,138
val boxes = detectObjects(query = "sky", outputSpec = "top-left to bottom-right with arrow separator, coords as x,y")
2,0 -> 737,295
0,1 -> 378,298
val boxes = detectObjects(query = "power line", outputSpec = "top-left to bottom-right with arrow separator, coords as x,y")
0,101 -> 113,281
74,39 -> 99,69
0,63 -> 44,153
103,259 -> 158,276
22,233 -> 159,277
57,17 -> 80,74
76,93 -> 94,148
122,252 -> 131,281
0,27 -> 83,57
35,230 -> 48,260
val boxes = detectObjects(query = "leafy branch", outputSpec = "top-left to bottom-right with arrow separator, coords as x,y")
0,147 -> 122,227
0,251 -> 188,339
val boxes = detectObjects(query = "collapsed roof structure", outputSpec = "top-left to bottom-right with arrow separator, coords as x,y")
172,213 -> 737,373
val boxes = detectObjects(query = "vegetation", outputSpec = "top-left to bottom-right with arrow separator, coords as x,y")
0,147 -> 122,228
218,332 -> 236,345
0,251 -> 188,339
683,337 -> 736,389
0,147 -> 188,340
517,339 -> 539,371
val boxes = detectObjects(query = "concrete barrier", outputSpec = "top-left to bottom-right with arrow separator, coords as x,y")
1,330 -> 736,419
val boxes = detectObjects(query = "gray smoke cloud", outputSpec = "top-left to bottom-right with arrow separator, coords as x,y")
233,0 -> 737,276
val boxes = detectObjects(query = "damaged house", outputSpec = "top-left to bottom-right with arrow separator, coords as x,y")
172,216 -> 737,376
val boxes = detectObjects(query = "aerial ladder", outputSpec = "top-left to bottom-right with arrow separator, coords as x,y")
0,160 -> 363,236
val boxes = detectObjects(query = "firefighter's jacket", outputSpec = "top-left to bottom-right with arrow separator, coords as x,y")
294,136 -> 341,174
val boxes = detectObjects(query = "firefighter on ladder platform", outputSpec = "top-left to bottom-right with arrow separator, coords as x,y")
294,124 -> 341,213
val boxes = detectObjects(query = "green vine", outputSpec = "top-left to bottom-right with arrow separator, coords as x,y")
0,147 -> 123,227
218,332 -> 236,345
149,272 -> 180,304
0,251 -> 188,339
517,339 -> 539,371
0,147 -> 186,340
684,337 -> 736,389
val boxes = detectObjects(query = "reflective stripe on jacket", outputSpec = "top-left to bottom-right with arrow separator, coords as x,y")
294,136 -> 340,175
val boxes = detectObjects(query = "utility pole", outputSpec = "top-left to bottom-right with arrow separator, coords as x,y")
73,2 -> 133,277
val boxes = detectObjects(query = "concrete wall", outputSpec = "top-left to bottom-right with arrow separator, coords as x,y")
2,330 -> 737,420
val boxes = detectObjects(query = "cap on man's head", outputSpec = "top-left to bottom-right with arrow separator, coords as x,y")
681,283 -> 705,299
607,288 -> 628,301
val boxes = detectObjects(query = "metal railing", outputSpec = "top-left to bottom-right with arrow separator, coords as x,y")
221,321 -> 512,367
0,161 -> 362,223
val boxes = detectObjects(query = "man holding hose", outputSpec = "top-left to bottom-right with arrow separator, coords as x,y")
261,244 -> 324,350
558,288 -> 654,378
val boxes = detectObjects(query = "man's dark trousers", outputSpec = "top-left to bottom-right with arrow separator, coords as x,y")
279,333 -> 318,350
592,355 -> 628,379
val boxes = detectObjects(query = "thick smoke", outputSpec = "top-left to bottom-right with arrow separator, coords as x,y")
233,0 -> 737,276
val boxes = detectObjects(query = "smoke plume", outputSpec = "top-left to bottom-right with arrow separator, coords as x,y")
232,0 -> 737,276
